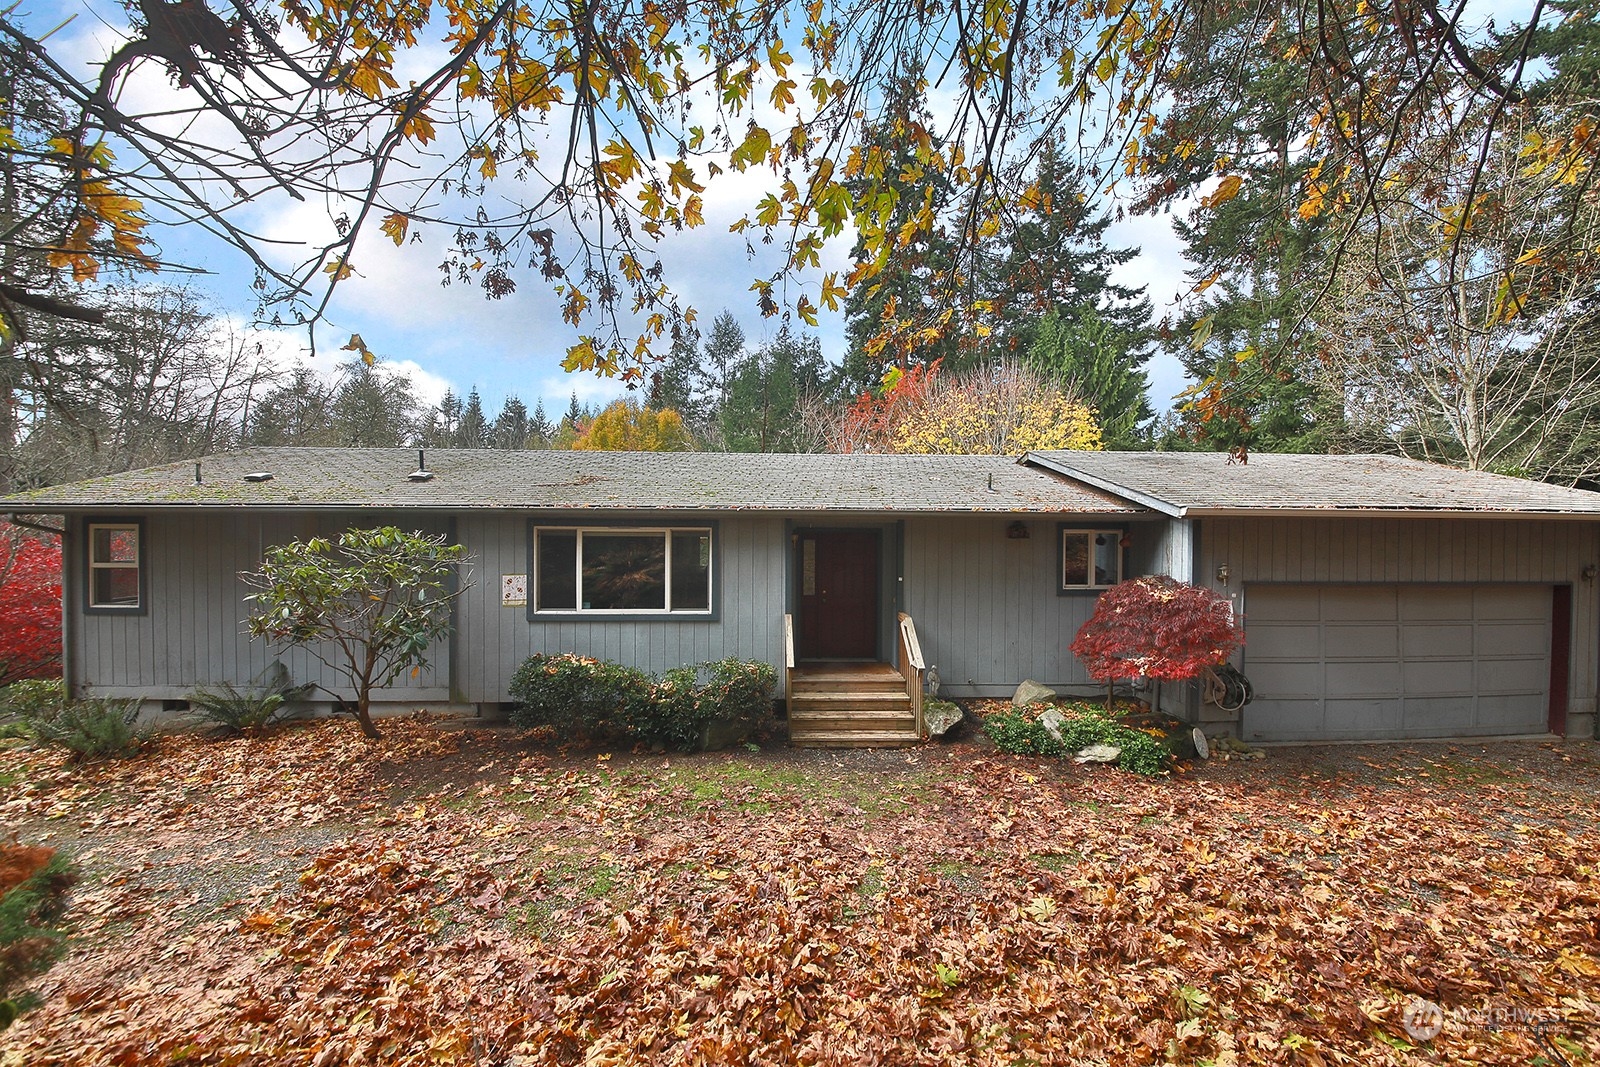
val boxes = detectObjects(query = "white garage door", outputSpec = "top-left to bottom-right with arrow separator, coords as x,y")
1242,584 -> 1552,742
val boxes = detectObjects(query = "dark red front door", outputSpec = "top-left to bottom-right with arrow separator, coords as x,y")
798,530 -> 879,660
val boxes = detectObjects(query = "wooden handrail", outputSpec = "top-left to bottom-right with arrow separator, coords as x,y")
782,613 -> 795,723
897,612 -> 925,738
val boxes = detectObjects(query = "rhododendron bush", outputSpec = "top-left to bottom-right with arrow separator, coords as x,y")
1070,575 -> 1242,689
0,525 -> 62,685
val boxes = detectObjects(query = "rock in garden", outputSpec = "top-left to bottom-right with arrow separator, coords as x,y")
1073,743 -> 1122,764
922,700 -> 964,739
1039,708 -> 1067,744
1012,679 -> 1056,706
1192,728 -> 1210,760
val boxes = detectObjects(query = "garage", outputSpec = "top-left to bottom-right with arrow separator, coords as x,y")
1241,584 -> 1556,742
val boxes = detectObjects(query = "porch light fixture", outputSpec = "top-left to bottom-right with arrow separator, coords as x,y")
1584,564 -> 1597,582
1006,521 -> 1030,540
1216,564 -> 1231,586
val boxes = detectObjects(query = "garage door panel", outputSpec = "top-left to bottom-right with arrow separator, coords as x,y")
1324,700 -> 1403,736
1254,700 -> 1334,739
1250,624 -> 1322,659
1322,587 -> 1397,620
1402,659 -> 1476,696
1475,586 -> 1548,619
1242,584 -> 1552,742
1474,658 -> 1547,694
1246,588 -> 1322,621
1247,662 -> 1323,698
1403,697 -> 1476,732
1404,624 -> 1473,657
1322,624 -> 1400,659
1474,694 -> 1546,731
1476,623 -> 1547,656
1401,587 -> 1475,620
1325,661 -> 1400,696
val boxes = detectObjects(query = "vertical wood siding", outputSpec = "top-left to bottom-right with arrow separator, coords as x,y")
1197,516 -> 1600,720
452,514 -> 788,702
76,513 -> 452,700
902,516 -> 1105,697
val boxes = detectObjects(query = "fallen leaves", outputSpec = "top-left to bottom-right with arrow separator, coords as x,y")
0,722 -> 1596,1065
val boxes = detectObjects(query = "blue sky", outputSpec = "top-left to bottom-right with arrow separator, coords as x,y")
25,0 -> 1530,426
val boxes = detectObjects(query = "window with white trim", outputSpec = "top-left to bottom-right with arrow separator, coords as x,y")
88,522 -> 143,609
534,526 -> 713,614
1060,527 -> 1123,590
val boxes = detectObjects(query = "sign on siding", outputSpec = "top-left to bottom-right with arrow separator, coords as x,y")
501,573 -> 528,607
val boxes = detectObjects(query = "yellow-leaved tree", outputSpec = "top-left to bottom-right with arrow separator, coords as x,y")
892,362 -> 1102,454
808,361 -> 1102,455
571,401 -> 697,452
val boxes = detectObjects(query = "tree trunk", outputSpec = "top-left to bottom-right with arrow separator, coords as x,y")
355,690 -> 381,739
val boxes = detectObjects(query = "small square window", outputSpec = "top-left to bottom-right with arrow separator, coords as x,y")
1060,527 -> 1123,590
87,522 -> 143,611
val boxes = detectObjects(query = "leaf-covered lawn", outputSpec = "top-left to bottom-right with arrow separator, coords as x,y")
2,719 -> 1597,1065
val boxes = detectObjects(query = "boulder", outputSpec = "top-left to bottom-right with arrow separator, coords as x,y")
698,716 -> 752,752
922,700 -> 965,739
1039,708 -> 1068,744
1012,679 -> 1057,706
1073,743 -> 1122,764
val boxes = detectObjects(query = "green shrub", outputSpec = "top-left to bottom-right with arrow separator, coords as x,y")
0,843 -> 77,1031
509,654 -> 777,750
188,662 -> 314,734
25,698 -> 143,761
982,705 -> 1065,757
0,680 -> 65,739
628,658 -> 777,749
508,653 -> 652,740
984,701 -> 1171,775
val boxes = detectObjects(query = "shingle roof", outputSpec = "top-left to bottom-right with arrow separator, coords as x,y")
1026,451 -> 1600,516
0,447 -> 1142,514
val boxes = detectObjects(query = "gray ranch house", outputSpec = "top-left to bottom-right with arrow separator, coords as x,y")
6,447 -> 1600,745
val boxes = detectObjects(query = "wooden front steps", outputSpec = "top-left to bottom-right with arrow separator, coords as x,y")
788,663 -> 920,748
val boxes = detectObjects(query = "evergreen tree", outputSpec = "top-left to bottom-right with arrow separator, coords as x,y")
699,311 -> 746,426
1027,309 -> 1153,449
491,396 -> 531,449
835,76 -> 961,401
649,326 -> 708,432
528,400 -> 554,448
421,390 -> 463,448
721,325 -> 828,452
457,387 -> 490,448
1139,0 -> 1344,453
329,361 -> 422,446
245,366 -> 338,447
986,145 -> 1153,358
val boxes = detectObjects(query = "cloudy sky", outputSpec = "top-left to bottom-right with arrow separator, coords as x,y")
26,0 -> 1524,425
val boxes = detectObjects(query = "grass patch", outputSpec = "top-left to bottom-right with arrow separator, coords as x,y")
1031,851 -> 1081,871
1422,755 -> 1522,786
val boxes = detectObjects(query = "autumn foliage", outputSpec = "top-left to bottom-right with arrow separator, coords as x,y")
1070,575 -> 1243,684
571,400 -> 697,451
0,526 -> 62,685
1,720 -> 1597,1063
824,360 -> 1103,454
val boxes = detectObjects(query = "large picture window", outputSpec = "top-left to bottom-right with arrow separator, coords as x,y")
87,521 -> 144,611
534,526 -> 713,615
1060,527 -> 1123,591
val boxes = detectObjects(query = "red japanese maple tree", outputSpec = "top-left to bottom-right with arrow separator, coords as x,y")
1070,575 -> 1243,706
0,524 -> 63,684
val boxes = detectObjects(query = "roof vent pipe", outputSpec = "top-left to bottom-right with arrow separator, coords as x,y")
408,448 -> 434,483
195,462 -> 202,485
